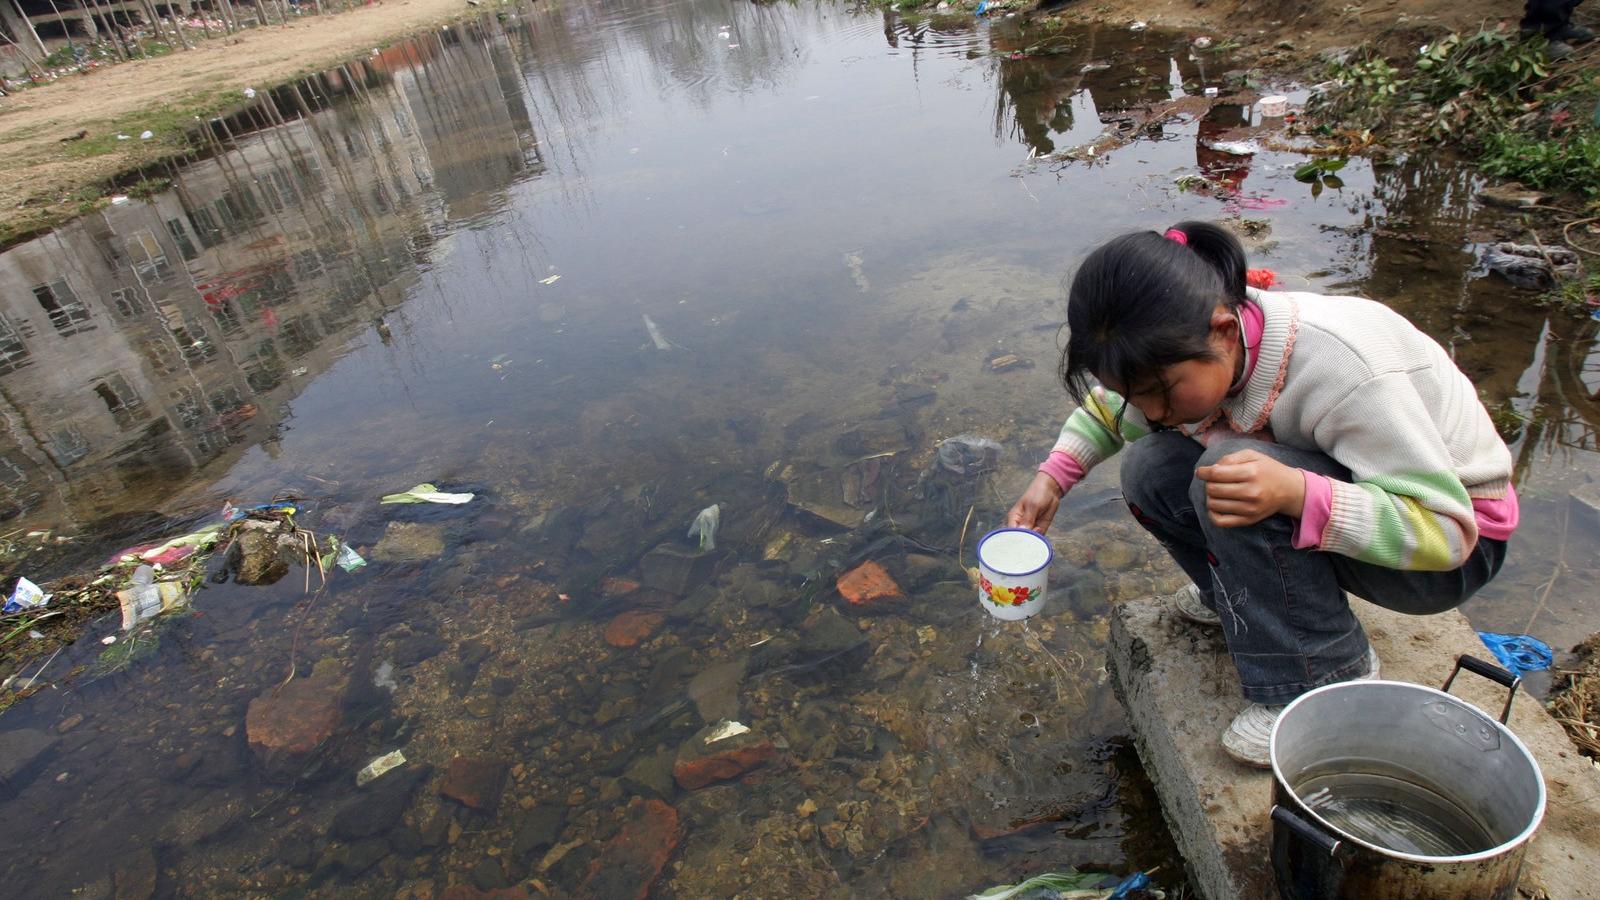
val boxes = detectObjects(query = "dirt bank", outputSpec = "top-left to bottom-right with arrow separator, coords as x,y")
0,0 -> 1562,244
0,0 -> 500,244
1048,0 -> 1512,54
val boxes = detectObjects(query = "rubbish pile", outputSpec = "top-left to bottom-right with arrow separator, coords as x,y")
0,480 -> 474,707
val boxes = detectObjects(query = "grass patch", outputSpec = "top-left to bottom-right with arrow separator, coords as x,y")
1482,128 -> 1600,197
1310,26 -> 1600,200
60,90 -> 230,160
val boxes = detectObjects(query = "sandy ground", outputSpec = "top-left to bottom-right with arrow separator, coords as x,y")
0,0 -> 1536,242
1066,0 -> 1514,52
0,0 -> 490,242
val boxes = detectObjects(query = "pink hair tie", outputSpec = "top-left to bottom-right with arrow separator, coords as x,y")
1163,228 -> 1188,245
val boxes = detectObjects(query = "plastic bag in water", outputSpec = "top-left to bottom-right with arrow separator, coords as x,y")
936,435 -> 1003,477
688,504 -> 721,551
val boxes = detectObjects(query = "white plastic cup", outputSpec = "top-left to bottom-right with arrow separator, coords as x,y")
1258,95 -> 1289,118
976,528 -> 1052,620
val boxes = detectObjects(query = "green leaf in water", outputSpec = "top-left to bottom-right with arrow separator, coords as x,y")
968,870 -> 1107,900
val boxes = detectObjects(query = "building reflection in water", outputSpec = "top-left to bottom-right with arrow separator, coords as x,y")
0,21 -> 545,531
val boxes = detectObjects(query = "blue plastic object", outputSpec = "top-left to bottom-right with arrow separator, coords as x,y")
1477,631 -> 1553,676
975,0 -> 990,15
1107,872 -> 1152,900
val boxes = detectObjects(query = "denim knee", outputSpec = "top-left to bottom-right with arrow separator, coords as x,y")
1187,437 -> 1290,525
1120,432 -> 1202,511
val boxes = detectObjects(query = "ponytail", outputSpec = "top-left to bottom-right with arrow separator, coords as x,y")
1166,220 -> 1248,302
1059,221 -> 1250,404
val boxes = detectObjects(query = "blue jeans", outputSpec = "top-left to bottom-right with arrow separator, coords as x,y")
1120,432 -> 1508,705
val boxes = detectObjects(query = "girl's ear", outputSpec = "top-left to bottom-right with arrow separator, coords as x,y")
1209,303 -> 1238,342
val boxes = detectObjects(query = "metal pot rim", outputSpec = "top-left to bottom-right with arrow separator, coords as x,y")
1269,678 -> 1548,865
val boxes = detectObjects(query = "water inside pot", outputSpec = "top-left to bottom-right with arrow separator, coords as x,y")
1293,759 -> 1499,857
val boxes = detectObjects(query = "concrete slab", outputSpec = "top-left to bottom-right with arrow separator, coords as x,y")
1107,595 -> 1600,899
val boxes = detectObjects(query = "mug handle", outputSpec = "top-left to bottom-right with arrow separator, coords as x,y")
1441,654 -> 1521,724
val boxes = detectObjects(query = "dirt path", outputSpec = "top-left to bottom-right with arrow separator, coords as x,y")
0,0 -> 1536,244
1065,0 -> 1512,52
0,0 -> 491,243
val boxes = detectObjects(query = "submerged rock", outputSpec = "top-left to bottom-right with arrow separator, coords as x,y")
686,655 -> 747,723
330,763 -> 433,840
0,728 -> 58,790
622,745 -> 677,798
245,663 -> 349,778
638,544 -> 714,596
439,756 -> 508,812
604,610 -> 666,648
372,521 -> 447,564
391,632 -> 447,667
579,798 -> 681,899
673,721 -> 776,790
836,561 -> 903,607
228,519 -> 303,586
792,606 -> 870,676
512,805 -> 568,861
111,847 -> 158,900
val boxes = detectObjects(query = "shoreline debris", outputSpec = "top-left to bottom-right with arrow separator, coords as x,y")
381,483 -> 475,505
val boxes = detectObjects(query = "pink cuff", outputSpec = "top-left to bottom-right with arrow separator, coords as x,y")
1293,470 -> 1333,550
1038,450 -> 1086,494
1473,484 -> 1520,541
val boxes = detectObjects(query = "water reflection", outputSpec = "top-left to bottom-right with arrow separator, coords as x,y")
0,1 -> 1597,898
0,21 -> 545,534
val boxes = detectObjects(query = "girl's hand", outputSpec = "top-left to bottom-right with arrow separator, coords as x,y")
1195,449 -> 1306,527
1006,472 -> 1065,533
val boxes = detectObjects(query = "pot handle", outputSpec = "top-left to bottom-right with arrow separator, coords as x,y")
1271,805 -> 1342,856
1441,654 -> 1521,724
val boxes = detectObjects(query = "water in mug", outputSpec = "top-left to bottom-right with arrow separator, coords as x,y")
979,531 -> 1049,572
1293,759 -> 1498,857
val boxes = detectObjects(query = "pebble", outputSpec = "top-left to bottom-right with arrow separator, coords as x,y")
56,714 -> 83,734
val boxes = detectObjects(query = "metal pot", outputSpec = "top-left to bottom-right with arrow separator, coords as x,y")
1269,655 -> 1546,900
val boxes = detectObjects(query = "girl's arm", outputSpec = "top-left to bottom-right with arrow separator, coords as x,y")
1301,372 -> 1480,571
1039,386 -> 1153,493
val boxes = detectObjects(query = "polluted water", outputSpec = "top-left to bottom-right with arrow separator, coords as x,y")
0,0 -> 1596,897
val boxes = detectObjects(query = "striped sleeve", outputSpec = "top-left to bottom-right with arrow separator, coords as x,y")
1310,373 -> 1478,571
1051,386 -> 1152,473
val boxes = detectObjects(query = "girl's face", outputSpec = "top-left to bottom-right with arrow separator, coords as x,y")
1103,304 -> 1242,428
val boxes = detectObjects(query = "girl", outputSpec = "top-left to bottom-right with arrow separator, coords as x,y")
1006,222 -> 1516,767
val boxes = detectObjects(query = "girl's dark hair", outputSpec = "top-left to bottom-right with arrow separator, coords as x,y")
1059,220 -> 1248,405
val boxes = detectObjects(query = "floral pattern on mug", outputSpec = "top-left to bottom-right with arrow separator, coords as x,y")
979,575 -> 1031,607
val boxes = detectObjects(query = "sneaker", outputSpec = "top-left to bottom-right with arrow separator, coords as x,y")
1358,644 -> 1381,680
1222,702 -> 1283,768
1222,647 -> 1381,768
1546,38 -> 1576,59
1168,583 -> 1221,627
1553,23 -> 1596,43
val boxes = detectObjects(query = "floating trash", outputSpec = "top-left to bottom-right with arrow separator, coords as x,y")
687,504 -> 721,551
641,314 -> 683,351
1202,138 -> 1261,156
356,750 -> 407,786
705,720 -> 750,743
4,577 -> 50,614
380,483 -> 475,505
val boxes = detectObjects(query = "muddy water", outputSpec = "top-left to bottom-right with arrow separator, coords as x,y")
0,1 -> 1597,897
